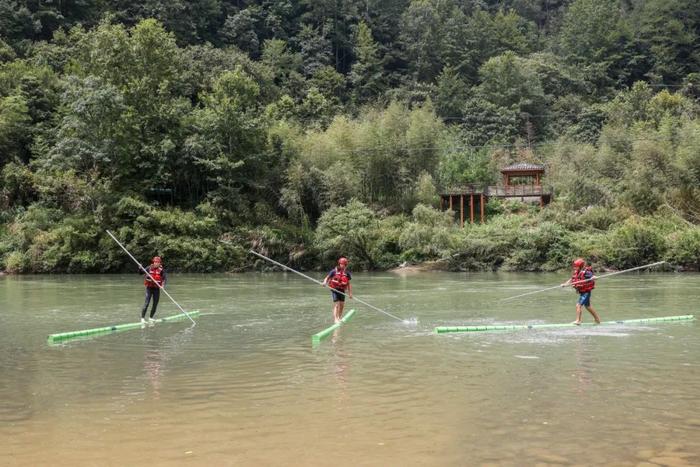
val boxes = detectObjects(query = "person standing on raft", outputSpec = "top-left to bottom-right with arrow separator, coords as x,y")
141,256 -> 167,324
322,257 -> 353,323
561,258 -> 601,325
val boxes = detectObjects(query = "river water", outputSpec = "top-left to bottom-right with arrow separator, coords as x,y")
1,272 -> 698,466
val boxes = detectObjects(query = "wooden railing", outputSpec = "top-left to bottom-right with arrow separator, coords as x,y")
442,185 -> 552,197
488,185 -> 549,197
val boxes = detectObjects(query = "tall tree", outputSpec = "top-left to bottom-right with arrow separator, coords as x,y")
634,0 -> 700,84
301,0 -> 359,72
296,23 -> 332,77
349,21 -> 384,105
434,65 -> 469,120
557,0 -> 641,90
106,0 -> 224,44
185,67 -> 269,215
400,0 -> 443,83
220,6 -> 261,57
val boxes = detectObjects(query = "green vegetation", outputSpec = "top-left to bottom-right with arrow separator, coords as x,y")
1,1 -> 699,273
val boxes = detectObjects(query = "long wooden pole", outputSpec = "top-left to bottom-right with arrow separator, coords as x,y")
106,230 -> 196,325
248,250 -> 408,323
500,261 -> 667,302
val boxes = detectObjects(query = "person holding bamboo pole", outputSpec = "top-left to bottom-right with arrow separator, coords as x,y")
561,258 -> 601,325
141,256 -> 167,324
322,257 -> 353,323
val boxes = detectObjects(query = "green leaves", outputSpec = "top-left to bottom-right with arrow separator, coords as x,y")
278,100 -> 445,218
604,219 -> 666,269
398,204 -> 457,261
350,22 -> 383,105
188,68 -> 268,213
666,227 -> 700,269
478,51 -> 545,115
0,94 -> 31,163
435,66 -> 468,120
315,199 -> 381,268
634,0 -> 700,84
44,76 -> 129,177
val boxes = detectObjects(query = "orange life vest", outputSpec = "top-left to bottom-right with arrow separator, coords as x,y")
144,266 -> 164,288
572,267 -> 595,293
328,268 -> 350,291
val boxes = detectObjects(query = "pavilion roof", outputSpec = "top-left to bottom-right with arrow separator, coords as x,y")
500,162 -> 545,173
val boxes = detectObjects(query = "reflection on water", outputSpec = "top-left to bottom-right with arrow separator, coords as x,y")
0,272 -> 698,466
143,346 -> 164,399
330,330 -> 351,403
572,338 -> 593,396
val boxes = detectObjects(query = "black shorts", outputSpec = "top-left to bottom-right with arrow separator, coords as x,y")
331,289 -> 346,302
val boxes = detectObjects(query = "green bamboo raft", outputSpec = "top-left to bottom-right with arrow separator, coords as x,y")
312,309 -> 356,346
48,310 -> 201,344
435,314 -> 695,334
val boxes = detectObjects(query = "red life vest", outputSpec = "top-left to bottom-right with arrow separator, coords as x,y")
328,268 -> 350,291
144,266 -> 164,288
572,267 -> 595,293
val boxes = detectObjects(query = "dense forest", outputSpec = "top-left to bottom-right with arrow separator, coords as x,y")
1,0 -> 699,273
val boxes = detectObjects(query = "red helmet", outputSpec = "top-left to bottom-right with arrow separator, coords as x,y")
338,257 -> 348,265
573,258 -> 585,268
152,256 -> 162,264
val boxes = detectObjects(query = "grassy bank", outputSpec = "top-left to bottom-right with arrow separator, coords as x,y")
2,198 -> 697,274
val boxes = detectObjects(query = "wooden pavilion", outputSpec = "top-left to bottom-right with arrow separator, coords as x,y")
440,162 -> 552,226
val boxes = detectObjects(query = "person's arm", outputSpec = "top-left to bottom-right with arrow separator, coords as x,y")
561,277 -> 572,287
346,281 -> 352,298
322,270 -> 332,286
161,269 -> 167,287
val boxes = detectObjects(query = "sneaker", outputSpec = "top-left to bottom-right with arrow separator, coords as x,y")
571,321 -> 581,326
141,318 -> 147,325
148,318 -> 156,324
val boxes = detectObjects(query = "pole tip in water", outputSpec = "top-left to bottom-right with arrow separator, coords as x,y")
403,318 -> 418,325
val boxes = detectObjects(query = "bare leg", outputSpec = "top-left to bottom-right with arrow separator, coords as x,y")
337,301 -> 345,321
333,302 -> 341,323
586,305 -> 601,324
573,304 -> 583,324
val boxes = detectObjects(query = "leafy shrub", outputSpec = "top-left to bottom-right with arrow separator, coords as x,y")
373,215 -> 407,268
666,227 -> 700,270
1,162 -> 37,208
577,206 -> 624,231
503,222 -> 573,271
451,237 -> 507,271
398,204 -> 458,261
3,250 -> 28,273
602,219 -> 666,268
450,214 -> 522,270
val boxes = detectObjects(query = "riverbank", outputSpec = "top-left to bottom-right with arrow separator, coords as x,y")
388,261 -> 451,274
1,203 -> 698,275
